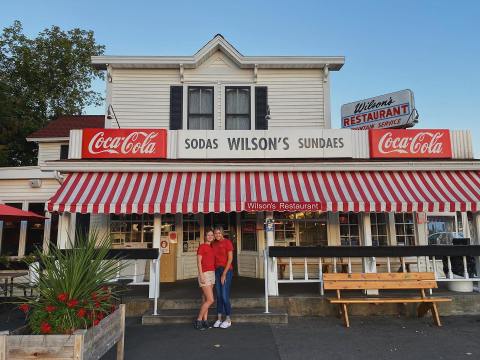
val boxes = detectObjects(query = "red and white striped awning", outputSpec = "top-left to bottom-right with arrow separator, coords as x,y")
46,171 -> 480,214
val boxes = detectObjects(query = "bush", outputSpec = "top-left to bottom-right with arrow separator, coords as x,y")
18,231 -> 124,334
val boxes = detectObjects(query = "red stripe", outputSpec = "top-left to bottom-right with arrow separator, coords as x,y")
192,173 -> 202,213
434,171 -> 463,211
235,172 -> 242,211
264,173 -> 273,202
416,172 -> 445,212
148,173 -> 163,214
301,172 -> 315,203
397,172 -> 422,212
369,172 -> 390,212
282,173 -> 294,202
339,172 -> 358,212
387,172 -> 413,212
254,172 -> 262,202
70,173 -> 94,213
311,172 -> 327,210
350,172 -> 370,212
133,172 -> 151,214
48,174 -> 75,211
203,172 -> 212,213
455,172 -> 480,205
104,174 -> 123,214
272,172 -> 282,202
92,173 -> 110,214
245,172 -> 252,202
182,172 -> 193,213
360,172 -> 382,212
114,173 -> 133,214
330,172 -> 349,211
320,172 -> 337,212
445,172 -> 471,211
58,173 -> 84,213
292,172 -> 305,202
81,173 -> 103,214
425,172 -> 454,212
375,172 -> 398,212
159,173 -> 174,214
225,172 -> 231,212
213,173 -> 221,213
170,173 -> 183,213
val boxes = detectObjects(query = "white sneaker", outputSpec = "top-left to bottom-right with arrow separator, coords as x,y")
213,320 -> 222,328
220,320 -> 231,329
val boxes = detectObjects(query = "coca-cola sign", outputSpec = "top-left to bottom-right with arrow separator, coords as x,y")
81,128 -> 167,159
369,129 -> 452,159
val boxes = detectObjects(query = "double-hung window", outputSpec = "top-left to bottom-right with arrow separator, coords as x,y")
188,87 -> 214,130
225,87 -> 251,130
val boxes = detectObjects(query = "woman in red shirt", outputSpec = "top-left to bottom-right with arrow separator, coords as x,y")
212,226 -> 234,329
194,229 -> 216,330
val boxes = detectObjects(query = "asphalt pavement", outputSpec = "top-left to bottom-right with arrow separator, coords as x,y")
101,315 -> 480,360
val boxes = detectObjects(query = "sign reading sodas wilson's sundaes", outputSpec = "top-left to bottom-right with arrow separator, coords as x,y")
341,89 -> 417,130
81,129 -> 167,159
369,129 -> 452,159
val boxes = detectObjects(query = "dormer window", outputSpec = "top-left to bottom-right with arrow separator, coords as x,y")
226,87 -> 251,130
188,87 -> 214,130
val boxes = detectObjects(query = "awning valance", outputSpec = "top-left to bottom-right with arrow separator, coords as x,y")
46,170 -> 480,214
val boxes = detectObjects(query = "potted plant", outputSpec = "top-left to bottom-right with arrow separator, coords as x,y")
0,231 -> 127,360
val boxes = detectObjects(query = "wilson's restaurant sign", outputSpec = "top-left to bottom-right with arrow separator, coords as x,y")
82,129 -> 167,159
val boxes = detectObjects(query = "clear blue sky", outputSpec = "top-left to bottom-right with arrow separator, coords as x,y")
2,0 -> 479,152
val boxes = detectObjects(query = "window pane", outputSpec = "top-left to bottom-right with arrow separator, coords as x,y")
200,88 -> 213,114
1,203 -> 22,256
189,115 -> 213,130
226,115 -> 250,130
188,88 -> 200,113
241,214 -> 257,251
226,88 -> 249,114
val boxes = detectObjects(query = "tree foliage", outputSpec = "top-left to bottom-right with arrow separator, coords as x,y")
0,21 -> 105,166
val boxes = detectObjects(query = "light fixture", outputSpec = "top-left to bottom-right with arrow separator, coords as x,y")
107,105 -> 121,128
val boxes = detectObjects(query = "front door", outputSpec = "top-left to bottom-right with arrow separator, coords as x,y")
160,214 -> 177,282
204,213 -> 238,274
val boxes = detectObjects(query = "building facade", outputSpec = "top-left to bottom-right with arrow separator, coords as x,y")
2,35 -> 480,292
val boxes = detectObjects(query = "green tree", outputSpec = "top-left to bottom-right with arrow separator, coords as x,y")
0,21 -> 105,166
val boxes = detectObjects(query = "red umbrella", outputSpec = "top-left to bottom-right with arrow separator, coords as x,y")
0,204 -> 45,222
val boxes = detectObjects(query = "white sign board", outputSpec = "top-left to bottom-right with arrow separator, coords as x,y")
341,89 -> 416,130
173,129 -> 353,159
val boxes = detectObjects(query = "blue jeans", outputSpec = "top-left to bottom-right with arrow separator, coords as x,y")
215,267 -> 233,316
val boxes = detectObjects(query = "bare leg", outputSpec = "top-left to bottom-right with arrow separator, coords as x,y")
198,285 -> 214,321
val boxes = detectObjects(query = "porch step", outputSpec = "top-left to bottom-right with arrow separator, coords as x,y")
142,308 -> 288,325
157,297 -> 265,310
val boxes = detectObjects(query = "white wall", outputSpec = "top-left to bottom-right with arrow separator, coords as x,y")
0,178 -> 60,203
37,142 -> 67,166
109,50 -> 328,130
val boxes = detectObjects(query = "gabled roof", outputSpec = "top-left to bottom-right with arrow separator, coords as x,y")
92,34 -> 344,71
27,115 -> 104,141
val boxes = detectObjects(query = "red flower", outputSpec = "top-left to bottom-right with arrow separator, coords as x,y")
45,305 -> 56,313
94,301 -> 101,309
77,308 -> 87,318
91,291 -> 97,300
110,304 -> 117,313
101,286 -> 109,292
97,312 -> 105,320
40,322 -> 52,334
67,299 -> 79,308
57,292 -> 69,302
19,304 -> 30,313
93,319 -> 100,326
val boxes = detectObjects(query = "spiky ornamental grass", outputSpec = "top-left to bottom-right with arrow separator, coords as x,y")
19,230 -> 125,334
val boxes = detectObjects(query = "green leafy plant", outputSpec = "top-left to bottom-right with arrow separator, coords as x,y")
18,230 -> 124,334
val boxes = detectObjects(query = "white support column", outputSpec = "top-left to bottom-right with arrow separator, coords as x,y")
415,212 -> 429,246
265,211 -> 278,296
57,213 -> 72,249
149,214 -> 162,298
473,212 -> 480,277
42,213 -> 52,254
18,202 -> 28,257
361,212 -> 377,295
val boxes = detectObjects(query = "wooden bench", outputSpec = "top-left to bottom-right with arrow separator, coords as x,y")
324,272 -> 452,327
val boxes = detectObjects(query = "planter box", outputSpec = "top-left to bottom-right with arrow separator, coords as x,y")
0,304 -> 125,360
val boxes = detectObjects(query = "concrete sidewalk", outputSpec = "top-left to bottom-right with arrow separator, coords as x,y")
101,315 -> 480,360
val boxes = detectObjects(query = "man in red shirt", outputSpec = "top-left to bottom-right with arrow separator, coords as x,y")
212,226 -> 234,329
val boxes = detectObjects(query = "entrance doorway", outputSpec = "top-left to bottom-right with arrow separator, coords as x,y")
204,213 -> 238,273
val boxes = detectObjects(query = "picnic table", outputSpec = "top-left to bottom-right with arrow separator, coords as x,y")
0,270 -> 29,296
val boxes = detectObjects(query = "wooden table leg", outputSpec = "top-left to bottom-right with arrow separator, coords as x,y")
431,303 -> 442,327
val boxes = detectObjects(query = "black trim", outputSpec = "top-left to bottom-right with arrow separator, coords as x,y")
255,86 -> 268,130
268,245 -> 480,258
187,86 -> 214,130
60,145 -> 69,160
225,86 -> 251,130
59,248 -> 160,259
169,86 -> 183,130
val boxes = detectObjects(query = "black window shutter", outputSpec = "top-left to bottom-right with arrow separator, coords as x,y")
60,145 -> 69,160
169,86 -> 183,130
255,86 -> 268,130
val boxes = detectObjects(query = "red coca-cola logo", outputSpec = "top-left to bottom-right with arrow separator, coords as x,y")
370,129 -> 452,159
82,129 -> 167,159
